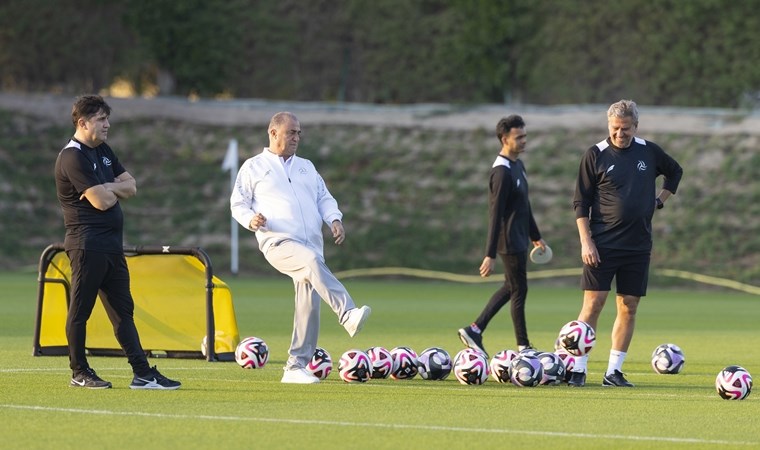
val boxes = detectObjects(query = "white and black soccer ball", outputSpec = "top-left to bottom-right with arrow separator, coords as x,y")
235,336 -> 269,369
651,343 -> 685,375
537,352 -> 566,385
553,336 -> 563,353
367,346 -> 393,379
416,347 -> 452,381
555,349 -> 577,382
453,348 -> 489,385
306,347 -> 333,380
510,354 -> 543,387
716,365 -> 753,400
489,350 -> 519,383
519,348 -> 540,358
390,346 -> 419,380
338,349 -> 372,383
557,320 -> 596,356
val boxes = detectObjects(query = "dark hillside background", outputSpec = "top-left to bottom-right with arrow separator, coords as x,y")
2,0 -> 760,108
1,0 -> 759,288
1,99 -> 758,286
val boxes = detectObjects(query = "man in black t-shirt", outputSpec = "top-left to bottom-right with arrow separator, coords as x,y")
54,95 -> 180,390
568,100 -> 683,388
458,115 -> 548,357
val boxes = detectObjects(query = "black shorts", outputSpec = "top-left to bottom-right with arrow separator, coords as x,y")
581,248 -> 651,297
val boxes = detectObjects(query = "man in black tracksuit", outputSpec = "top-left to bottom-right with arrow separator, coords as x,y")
458,115 -> 548,357
55,95 -> 180,390
568,99 -> 683,388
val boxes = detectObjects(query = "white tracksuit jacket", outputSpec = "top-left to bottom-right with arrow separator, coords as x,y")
230,148 -> 342,258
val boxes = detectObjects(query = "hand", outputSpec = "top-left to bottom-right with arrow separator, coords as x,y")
249,213 -> 267,231
580,240 -> 600,267
331,220 -> 345,245
532,239 -> 547,251
479,256 -> 496,278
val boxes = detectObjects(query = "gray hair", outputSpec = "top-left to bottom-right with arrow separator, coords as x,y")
607,100 -> 639,126
268,111 -> 298,131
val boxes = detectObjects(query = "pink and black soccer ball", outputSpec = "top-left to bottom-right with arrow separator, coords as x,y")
489,349 -> 519,383
306,347 -> 333,380
537,351 -> 566,385
235,336 -> 269,369
557,320 -> 596,356
390,346 -> 419,380
716,365 -> 753,400
453,348 -> 489,385
510,354 -> 543,387
338,349 -> 372,383
367,346 -> 393,379
651,343 -> 685,375
555,349 -> 577,382
416,347 -> 452,381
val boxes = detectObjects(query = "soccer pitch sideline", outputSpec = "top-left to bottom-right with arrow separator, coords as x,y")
1,271 -> 758,449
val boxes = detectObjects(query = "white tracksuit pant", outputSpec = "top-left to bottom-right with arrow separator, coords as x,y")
264,239 -> 356,370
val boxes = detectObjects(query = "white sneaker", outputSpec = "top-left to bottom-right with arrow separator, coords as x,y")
343,306 -> 371,337
281,368 -> 320,384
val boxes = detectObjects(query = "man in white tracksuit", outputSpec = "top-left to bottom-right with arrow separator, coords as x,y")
231,111 -> 371,384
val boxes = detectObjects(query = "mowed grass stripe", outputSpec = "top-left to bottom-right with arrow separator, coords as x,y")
2,404 -> 755,446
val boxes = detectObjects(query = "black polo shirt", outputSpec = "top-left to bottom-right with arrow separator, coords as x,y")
573,137 -> 683,251
54,138 -> 125,253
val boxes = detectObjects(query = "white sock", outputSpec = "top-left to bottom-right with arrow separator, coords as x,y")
573,355 -> 588,373
606,350 -> 626,376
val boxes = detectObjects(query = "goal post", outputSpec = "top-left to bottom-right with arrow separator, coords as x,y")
33,243 -> 240,362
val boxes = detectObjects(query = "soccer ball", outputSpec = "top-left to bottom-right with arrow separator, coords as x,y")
338,349 -> 372,383
416,347 -> 452,381
557,320 -> 596,356
306,347 -> 333,380
235,336 -> 269,369
390,346 -> 419,380
519,348 -> 540,358
537,352 -> 566,385
366,346 -> 393,379
489,350 -> 519,383
553,336 -> 563,352
651,343 -> 685,375
510,354 -> 543,387
453,348 -> 489,385
510,355 -> 543,387
555,349 -> 577,382
715,365 -> 753,400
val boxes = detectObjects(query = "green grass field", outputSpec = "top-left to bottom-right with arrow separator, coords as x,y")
2,271 -> 758,449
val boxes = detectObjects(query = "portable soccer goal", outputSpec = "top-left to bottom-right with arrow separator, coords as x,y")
33,243 -> 240,361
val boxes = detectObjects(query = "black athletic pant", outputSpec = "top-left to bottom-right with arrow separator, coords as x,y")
66,249 -> 150,376
474,251 -> 530,347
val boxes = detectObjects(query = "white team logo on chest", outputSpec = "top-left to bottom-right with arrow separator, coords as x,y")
102,156 -> 112,167
637,160 -> 647,171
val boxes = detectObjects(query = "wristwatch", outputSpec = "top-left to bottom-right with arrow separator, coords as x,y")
655,198 -> 664,209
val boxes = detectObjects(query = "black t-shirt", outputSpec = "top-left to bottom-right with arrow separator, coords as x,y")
573,137 -> 683,251
485,156 -> 541,257
54,138 -> 125,253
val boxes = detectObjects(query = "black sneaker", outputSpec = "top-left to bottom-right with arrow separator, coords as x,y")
568,371 -> 586,387
457,327 -> 488,358
70,368 -> 112,389
602,370 -> 634,387
130,366 -> 181,390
